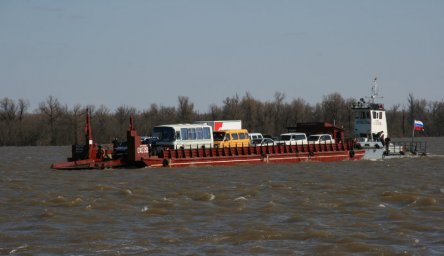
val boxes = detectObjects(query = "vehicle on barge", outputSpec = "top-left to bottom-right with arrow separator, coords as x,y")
51,112 -> 364,170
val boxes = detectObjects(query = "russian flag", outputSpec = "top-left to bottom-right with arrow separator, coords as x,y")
414,120 -> 424,131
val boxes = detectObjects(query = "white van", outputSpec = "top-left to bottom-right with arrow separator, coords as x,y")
248,133 -> 263,141
307,134 -> 335,144
275,133 -> 308,145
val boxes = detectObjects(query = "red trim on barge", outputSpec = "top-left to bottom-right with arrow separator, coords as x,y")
51,113 -> 364,170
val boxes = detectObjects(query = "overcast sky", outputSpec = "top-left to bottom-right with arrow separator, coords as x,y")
1,0 -> 443,112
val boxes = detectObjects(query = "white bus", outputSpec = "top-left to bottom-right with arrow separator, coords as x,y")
152,124 -> 214,149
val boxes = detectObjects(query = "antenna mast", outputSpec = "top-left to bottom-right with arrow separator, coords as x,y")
368,76 -> 383,103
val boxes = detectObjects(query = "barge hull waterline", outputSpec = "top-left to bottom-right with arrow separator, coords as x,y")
141,150 -> 364,168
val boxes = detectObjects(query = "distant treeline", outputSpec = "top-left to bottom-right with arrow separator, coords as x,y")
1,92 -> 443,146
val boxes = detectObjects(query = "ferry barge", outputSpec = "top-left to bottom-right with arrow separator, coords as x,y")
51,114 -> 364,170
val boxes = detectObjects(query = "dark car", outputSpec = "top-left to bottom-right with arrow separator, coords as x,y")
141,136 -> 158,146
113,141 -> 128,158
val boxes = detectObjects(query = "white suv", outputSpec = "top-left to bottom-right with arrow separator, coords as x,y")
249,133 -> 263,141
307,134 -> 335,144
275,133 -> 308,145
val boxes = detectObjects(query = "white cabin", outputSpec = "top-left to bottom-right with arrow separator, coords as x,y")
352,78 -> 388,145
352,101 -> 388,142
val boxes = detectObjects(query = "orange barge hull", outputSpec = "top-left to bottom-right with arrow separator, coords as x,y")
142,145 -> 364,168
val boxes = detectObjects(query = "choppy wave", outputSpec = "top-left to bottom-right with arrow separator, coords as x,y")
1,145 -> 444,254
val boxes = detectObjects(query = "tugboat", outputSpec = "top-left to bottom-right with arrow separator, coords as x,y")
351,77 -> 425,159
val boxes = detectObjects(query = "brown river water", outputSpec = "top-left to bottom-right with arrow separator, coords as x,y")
1,137 -> 444,255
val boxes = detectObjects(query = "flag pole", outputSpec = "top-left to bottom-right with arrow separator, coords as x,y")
411,119 -> 415,153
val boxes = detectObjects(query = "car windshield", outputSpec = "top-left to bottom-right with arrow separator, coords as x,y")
308,136 -> 320,141
213,132 -> 226,141
280,135 -> 291,140
294,135 -> 306,140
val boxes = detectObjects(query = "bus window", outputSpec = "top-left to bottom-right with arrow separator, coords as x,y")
196,127 -> 203,139
224,133 -> 231,140
181,128 -> 188,140
239,133 -> 245,139
203,127 -> 211,139
176,131 -> 181,140
232,133 -> 239,140
188,128 -> 196,140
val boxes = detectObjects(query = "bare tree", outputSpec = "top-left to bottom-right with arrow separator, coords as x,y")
222,94 -> 241,120
38,96 -> 63,145
0,97 -> 17,122
262,101 -> 277,135
387,104 -> 402,137
68,104 -> 84,144
240,92 -> 262,132
208,104 -> 222,120
114,105 -> 137,138
343,98 -> 356,136
0,97 -> 17,145
140,103 -> 160,136
321,92 -> 346,126
92,105 -> 112,143
288,97 -> 309,125
311,103 -> 323,122
4,91 -> 444,145
429,100 -> 444,136
177,96 -> 195,123
17,98 -> 29,122
273,92 -> 286,133
158,106 -> 176,125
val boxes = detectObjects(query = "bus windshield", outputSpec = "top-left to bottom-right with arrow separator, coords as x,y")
152,127 -> 176,142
